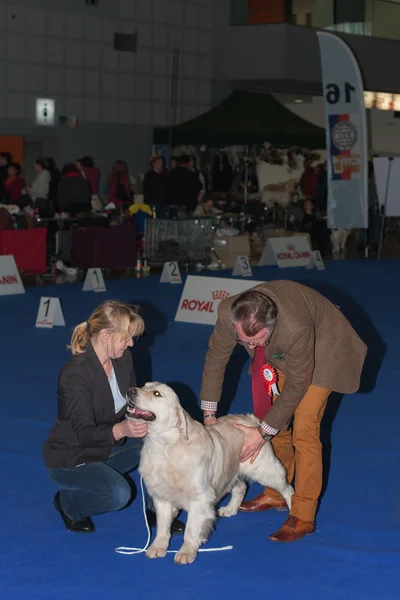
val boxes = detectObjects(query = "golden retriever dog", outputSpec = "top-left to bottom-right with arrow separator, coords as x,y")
126,383 -> 293,565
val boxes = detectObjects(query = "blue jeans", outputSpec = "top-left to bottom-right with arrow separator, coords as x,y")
48,437 -> 152,521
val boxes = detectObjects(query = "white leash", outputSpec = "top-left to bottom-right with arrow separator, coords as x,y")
115,476 -> 233,556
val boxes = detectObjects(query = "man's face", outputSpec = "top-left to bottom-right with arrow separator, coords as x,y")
234,323 -> 270,348
153,158 -> 163,173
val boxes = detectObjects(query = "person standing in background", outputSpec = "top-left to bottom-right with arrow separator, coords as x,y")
0,152 -> 12,181
166,155 -> 202,212
143,156 -> 168,206
107,160 -> 132,208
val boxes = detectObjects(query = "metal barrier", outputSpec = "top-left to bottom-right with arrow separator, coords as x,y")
144,217 -> 216,266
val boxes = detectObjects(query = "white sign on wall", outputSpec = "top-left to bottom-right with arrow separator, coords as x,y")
36,98 -> 55,126
0,256 -> 25,296
258,236 -> 312,268
175,276 -> 264,326
373,157 -> 400,217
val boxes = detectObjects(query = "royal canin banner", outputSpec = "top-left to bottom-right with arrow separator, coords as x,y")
0,255 -> 25,296
258,235 -> 312,268
175,276 -> 264,326
317,31 -> 368,229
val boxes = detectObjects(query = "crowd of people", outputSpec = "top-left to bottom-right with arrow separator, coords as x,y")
0,152 -> 146,223
0,148 -> 382,263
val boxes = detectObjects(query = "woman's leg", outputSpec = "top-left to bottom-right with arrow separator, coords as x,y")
105,436 -> 143,474
105,437 -> 154,511
48,461 -> 132,521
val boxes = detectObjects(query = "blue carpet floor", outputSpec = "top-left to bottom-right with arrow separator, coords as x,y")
1,261 -> 399,600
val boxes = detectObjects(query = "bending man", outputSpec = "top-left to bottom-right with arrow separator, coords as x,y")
200,281 -> 366,543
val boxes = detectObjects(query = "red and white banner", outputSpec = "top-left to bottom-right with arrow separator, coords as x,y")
258,236 -> 312,268
0,255 -> 25,296
175,275 -> 264,325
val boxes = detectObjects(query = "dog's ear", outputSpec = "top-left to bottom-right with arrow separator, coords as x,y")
175,406 -> 188,440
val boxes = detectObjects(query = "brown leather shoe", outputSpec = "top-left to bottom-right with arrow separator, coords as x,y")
239,490 -> 287,513
269,515 -> 315,542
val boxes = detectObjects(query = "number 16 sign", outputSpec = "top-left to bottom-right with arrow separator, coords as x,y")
36,297 -> 65,329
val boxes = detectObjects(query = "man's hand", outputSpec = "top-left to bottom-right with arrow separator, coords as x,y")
233,424 -> 265,464
203,412 -> 217,426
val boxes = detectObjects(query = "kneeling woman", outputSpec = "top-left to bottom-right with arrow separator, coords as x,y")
43,300 -> 184,534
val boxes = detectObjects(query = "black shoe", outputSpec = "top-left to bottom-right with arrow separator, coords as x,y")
146,509 -> 185,535
53,492 -> 95,533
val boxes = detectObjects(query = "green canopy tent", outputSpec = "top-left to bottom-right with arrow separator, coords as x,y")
153,90 -> 326,149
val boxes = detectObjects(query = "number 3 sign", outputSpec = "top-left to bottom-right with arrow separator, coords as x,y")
35,297 -> 65,329
232,256 -> 252,277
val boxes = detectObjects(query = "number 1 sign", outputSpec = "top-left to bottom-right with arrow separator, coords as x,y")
36,297 -> 65,328
83,268 -> 106,292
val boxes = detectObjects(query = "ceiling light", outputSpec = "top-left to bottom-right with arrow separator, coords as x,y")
294,99 -> 304,103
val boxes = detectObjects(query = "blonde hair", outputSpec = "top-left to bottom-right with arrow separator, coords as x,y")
69,300 -> 144,355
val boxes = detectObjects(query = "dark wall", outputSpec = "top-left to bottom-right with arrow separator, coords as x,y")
223,24 -> 400,94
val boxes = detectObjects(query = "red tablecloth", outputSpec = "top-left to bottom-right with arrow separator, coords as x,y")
0,228 -> 47,273
70,224 -> 137,268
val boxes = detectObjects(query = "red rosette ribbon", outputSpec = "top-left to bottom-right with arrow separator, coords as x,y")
261,364 -> 280,397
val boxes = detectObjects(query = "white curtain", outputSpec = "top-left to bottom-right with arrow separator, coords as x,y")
325,22 -> 373,36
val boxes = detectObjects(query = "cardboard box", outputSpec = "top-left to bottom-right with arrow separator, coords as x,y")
211,234 -> 251,268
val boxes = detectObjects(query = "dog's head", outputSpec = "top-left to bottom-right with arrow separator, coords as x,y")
126,382 -> 188,438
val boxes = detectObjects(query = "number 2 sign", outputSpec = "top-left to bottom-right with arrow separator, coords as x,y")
35,297 -> 65,328
160,261 -> 182,284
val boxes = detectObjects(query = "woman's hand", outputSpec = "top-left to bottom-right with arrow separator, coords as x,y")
233,424 -> 265,464
113,419 -> 148,441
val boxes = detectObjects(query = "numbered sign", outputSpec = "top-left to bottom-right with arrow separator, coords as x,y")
307,250 -> 325,271
160,261 -> 182,284
36,297 -> 65,329
82,268 -> 106,292
232,256 -> 252,277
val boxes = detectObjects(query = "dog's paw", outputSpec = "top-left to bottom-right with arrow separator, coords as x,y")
174,550 -> 197,565
146,545 -> 168,559
218,505 -> 237,518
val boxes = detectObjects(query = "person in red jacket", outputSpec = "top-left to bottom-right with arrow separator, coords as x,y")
107,160 -> 131,207
77,156 -> 100,196
299,159 -> 317,200
3,163 -> 25,205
